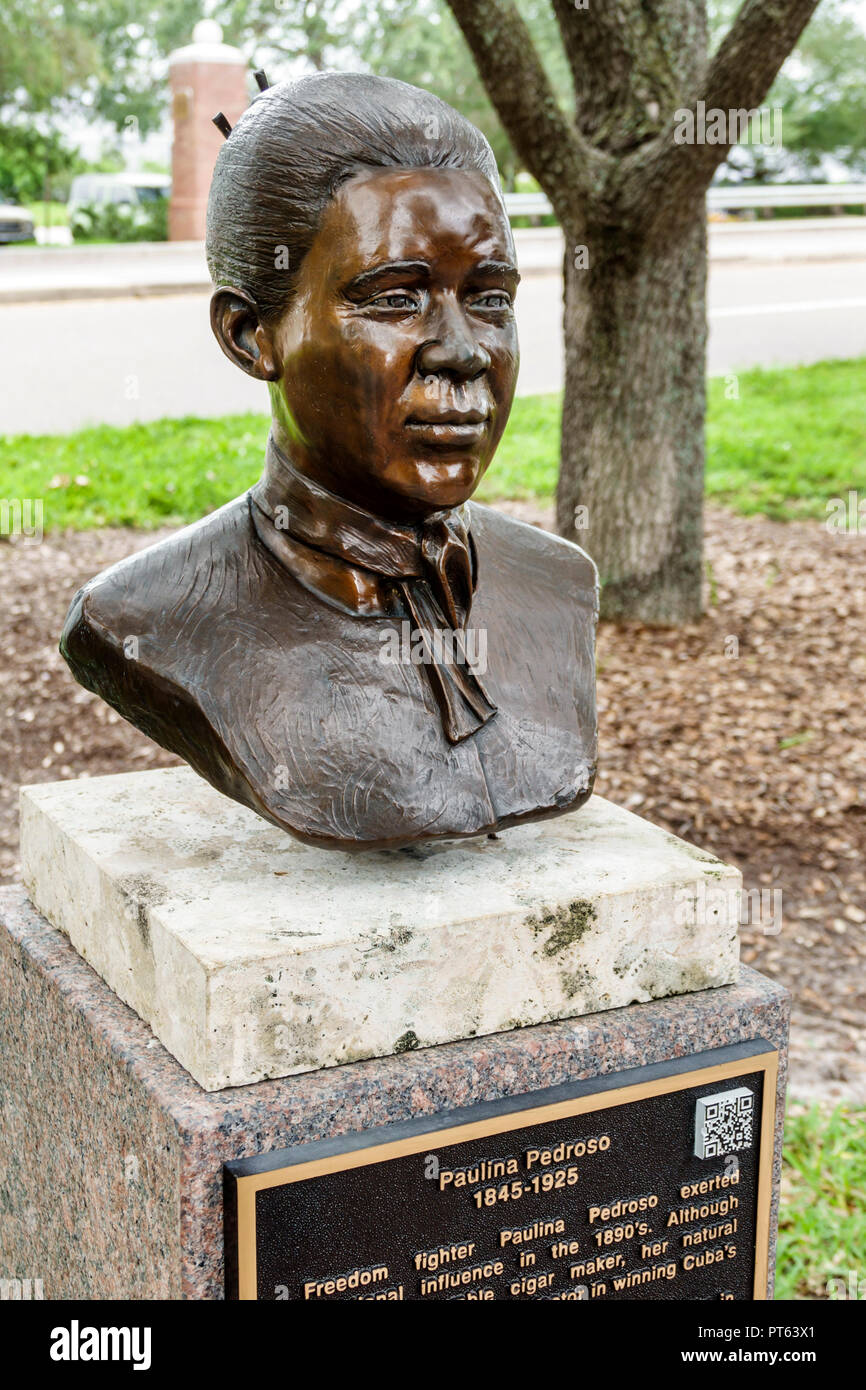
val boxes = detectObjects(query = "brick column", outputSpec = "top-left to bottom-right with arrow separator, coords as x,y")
168,19 -> 248,242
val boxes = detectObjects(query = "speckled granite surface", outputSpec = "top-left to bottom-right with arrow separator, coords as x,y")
0,885 -> 789,1300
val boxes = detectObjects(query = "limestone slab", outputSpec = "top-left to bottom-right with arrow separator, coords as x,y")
19,768 -> 740,1090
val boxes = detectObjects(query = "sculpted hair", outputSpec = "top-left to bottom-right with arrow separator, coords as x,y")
206,71 -> 502,322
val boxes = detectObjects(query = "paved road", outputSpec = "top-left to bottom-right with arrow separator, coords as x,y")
2,247 -> 865,434
3,217 -> 866,301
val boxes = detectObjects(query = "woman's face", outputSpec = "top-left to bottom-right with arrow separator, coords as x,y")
269,165 -> 520,522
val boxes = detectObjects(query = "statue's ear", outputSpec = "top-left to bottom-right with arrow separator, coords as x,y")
210,286 -> 280,381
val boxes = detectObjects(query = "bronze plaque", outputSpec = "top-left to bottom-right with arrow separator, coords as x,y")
224,1040 -> 777,1301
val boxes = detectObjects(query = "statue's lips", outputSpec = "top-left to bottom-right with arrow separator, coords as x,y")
404,411 -> 489,448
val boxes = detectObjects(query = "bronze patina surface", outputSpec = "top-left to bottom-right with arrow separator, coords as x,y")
61,73 -> 598,851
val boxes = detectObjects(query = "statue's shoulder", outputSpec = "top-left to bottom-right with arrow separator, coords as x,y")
468,501 -> 598,602
59,494 -> 265,812
61,494 -> 253,663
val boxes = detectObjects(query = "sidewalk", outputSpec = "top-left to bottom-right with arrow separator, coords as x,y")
3,219 -> 866,304
0,240 -> 210,303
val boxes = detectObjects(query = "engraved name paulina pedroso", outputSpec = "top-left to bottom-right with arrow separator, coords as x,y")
61,72 -> 598,852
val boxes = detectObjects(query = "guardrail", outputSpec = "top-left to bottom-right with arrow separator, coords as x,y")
503,193 -> 556,218
708,183 -> 866,210
503,184 -> 866,220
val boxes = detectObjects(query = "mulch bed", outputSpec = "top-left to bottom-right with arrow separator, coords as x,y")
1,504 -> 863,1102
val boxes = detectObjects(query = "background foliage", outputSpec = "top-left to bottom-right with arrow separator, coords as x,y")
2,0 -> 865,200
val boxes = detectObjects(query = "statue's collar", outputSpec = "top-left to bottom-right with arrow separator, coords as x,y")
250,434 -> 471,581
248,435 -> 496,745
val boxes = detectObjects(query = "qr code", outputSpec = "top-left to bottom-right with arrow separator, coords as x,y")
694,1087 -> 754,1159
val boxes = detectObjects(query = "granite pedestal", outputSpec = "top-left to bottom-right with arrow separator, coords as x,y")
0,886 -> 789,1300
3,772 -> 789,1299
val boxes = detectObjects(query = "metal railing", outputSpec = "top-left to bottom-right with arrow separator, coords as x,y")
503,184 -> 866,220
709,182 -> 866,210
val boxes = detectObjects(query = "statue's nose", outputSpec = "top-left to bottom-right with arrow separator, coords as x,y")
416,302 -> 491,380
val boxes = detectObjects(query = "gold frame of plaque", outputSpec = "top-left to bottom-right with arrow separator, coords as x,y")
227,1045 -> 778,1301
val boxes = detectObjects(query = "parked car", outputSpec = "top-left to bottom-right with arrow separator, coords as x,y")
0,203 -> 35,245
68,173 -> 170,239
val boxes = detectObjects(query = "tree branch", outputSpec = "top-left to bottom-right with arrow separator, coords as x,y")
550,0 -> 689,151
622,0 -> 822,232
704,0 -> 822,119
444,0 -> 604,229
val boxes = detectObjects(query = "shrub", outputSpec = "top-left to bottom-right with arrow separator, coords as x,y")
70,197 -> 167,243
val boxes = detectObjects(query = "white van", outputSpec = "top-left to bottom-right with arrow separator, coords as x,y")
68,172 -> 170,235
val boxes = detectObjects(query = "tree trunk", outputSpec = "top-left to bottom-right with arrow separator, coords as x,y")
444,0 -> 822,623
556,203 -> 708,624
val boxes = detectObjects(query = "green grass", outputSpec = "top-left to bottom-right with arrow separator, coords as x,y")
0,357 -> 863,531
706,358 -> 866,520
0,401 -> 562,532
477,392 -> 560,503
776,1102 -> 866,1300
0,417 -> 270,530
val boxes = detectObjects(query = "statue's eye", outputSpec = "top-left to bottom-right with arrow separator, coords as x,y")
370,290 -> 419,311
472,291 -> 512,311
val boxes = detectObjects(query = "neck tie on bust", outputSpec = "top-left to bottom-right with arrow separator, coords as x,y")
250,438 -> 498,744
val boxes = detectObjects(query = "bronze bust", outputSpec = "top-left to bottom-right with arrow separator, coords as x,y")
61,73 -> 598,851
